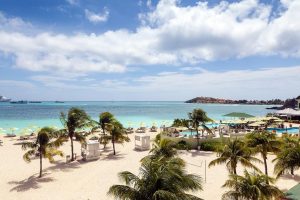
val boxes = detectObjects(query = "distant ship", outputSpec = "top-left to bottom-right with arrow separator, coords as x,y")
0,96 -> 11,102
10,100 -> 28,104
29,101 -> 42,103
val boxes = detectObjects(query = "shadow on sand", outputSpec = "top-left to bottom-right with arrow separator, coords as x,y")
8,160 -> 83,192
281,174 -> 300,182
8,173 -> 55,192
44,160 -> 82,172
102,152 -> 126,160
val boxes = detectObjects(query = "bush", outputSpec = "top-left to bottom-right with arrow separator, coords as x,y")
200,140 -> 224,151
176,140 -> 191,150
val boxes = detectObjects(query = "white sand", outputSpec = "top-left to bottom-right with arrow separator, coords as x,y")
0,132 -> 299,200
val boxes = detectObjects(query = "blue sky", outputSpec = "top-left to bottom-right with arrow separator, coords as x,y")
0,0 -> 300,101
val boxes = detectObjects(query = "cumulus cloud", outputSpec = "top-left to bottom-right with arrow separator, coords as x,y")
0,0 -> 300,74
25,65 -> 300,101
85,8 -> 109,23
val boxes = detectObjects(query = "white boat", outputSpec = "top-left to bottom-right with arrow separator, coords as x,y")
0,96 -> 11,102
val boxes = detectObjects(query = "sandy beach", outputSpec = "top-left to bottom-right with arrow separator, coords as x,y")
0,132 -> 299,200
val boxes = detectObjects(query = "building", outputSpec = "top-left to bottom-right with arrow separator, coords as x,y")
296,96 -> 300,110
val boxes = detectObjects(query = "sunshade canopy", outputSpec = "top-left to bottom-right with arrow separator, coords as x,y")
223,112 -> 255,118
285,183 -> 300,200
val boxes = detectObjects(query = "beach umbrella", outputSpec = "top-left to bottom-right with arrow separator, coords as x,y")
233,120 -> 247,124
20,128 -> 33,135
223,112 -> 255,118
9,127 -> 18,134
127,121 -> 133,128
0,128 -> 6,134
274,119 -> 284,123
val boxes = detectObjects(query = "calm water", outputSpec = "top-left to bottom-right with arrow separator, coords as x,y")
0,101 -> 273,134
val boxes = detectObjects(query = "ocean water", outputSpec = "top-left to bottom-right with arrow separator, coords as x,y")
0,101 -> 273,134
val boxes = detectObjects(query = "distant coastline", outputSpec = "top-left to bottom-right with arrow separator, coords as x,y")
185,96 -> 284,105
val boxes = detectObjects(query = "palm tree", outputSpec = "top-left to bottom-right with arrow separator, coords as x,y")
142,138 -> 177,163
108,157 -> 203,200
222,170 -> 283,200
188,109 -> 213,150
59,107 -> 92,161
92,112 -> 115,148
246,131 -> 281,184
106,120 -> 130,155
22,127 -> 65,178
273,138 -> 300,178
209,139 -> 262,175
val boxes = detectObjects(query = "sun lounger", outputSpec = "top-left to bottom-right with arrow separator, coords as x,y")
150,126 -> 158,132
6,133 -> 16,137
135,127 -> 146,133
20,135 -> 30,140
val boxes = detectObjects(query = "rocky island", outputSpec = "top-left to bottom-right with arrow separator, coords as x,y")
185,96 -> 284,105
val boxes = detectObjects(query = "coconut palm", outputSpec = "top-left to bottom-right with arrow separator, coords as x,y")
209,139 -> 262,175
108,157 -> 203,200
105,120 -> 130,155
22,127 -> 65,178
59,107 -> 92,161
92,112 -> 115,148
188,109 -> 213,149
246,131 -> 281,184
273,138 -> 300,178
222,170 -> 283,200
142,138 -> 177,163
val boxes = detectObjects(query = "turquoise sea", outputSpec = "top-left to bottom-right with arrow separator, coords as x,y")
0,101 -> 273,134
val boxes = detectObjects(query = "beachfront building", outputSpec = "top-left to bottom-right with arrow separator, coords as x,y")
296,96 -> 300,110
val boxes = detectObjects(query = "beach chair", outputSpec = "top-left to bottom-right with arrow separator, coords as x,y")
150,126 -> 158,132
6,133 -> 16,137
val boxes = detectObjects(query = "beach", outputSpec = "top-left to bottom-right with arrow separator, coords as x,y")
1,131 -> 299,200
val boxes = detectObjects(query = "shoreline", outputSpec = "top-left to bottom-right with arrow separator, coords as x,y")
1,130 -> 300,200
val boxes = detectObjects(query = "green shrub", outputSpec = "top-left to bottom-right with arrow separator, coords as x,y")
176,140 -> 191,150
200,140 -> 224,151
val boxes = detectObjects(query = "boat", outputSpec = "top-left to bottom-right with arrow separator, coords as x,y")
0,96 -> 11,102
29,101 -> 42,103
10,100 -> 28,104
55,101 -> 64,103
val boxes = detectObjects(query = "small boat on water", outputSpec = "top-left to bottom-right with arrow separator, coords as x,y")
0,96 -> 11,102
10,100 -> 28,104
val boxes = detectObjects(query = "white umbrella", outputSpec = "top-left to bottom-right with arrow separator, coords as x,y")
0,128 -> 6,134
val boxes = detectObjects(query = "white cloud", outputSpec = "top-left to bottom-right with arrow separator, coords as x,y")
21,65 -> 300,101
65,0 -> 79,6
85,8 -> 109,23
0,0 -> 300,75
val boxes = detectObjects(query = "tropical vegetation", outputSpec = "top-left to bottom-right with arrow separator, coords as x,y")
188,108 -> 213,149
273,137 -> 300,178
246,131 -> 281,183
222,170 -> 283,200
59,107 -> 92,161
22,127 -> 65,177
209,139 -> 262,175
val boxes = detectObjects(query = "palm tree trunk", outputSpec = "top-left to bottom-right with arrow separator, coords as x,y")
39,151 -> 42,178
233,167 -> 237,175
263,156 -> 269,184
70,136 -> 74,161
291,167 -> 294,175
112,135 -> 116,155
196,129 -> 200,151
